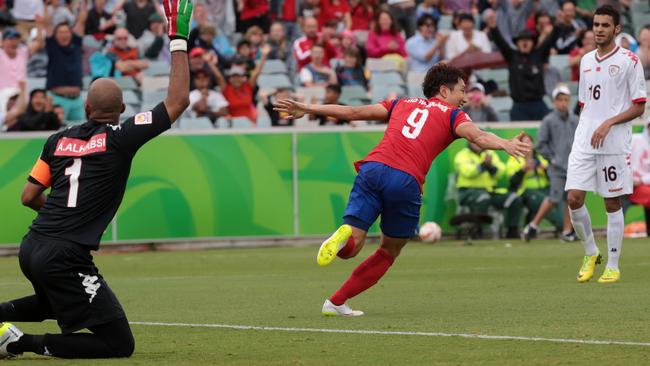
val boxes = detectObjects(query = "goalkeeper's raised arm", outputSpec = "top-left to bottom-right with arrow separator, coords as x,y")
163,0 -> 193,123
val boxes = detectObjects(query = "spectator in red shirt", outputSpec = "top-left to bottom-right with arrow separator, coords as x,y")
107,28 -> 149,81
237,0 -> 271,33
349,0 -> 375,31
568,30 -> 595,82
365,10 -> 407,59
214,44 -> 271,124
293,16 -> 337,70
319,0 -> 352,30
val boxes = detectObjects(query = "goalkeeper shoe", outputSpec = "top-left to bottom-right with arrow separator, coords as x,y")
598,268 -> 621,284
322,299 -> 364,317
0,323 -> 23,359
577,253 -> 602,283
317,224 -> 352,267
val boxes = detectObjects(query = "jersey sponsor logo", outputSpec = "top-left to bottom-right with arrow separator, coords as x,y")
54,133 -> 107,157
583,68 -> 592,73
78,273 -> 101,303
608,187 -> 623,193
134,111 -> 153,125
608,65 -> 620,76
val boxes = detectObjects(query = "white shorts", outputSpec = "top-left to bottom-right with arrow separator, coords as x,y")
565,150 -> 633,198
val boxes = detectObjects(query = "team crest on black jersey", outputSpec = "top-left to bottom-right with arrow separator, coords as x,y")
134,111 -> 152,125
609,64 -> 620,77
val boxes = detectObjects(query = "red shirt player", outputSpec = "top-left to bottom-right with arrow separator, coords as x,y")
275,63 -> 531,316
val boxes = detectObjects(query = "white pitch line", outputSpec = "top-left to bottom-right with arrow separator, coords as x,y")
130,321 -> 650,347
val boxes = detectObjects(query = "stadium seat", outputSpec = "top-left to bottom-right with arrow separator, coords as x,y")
549,55 -> 571,81
26,77 -> 46,92
296,87 -> 325,102
490,96 -> 513,121
122,90 -> 141,105
407,71 -> 425,86
231,117 -> 254,128
366,58 -> 400,73
407,84 -> 425,99
180,117 -> 214,130
475,68 -> 509,91
261,59 -> 288,74
371,85 -> 405,103
257,74 -> 292,89
114,77 -> 139,90
370,71 -> 404,86
141,76 -> 169,91
340,85 -> 369,104
82,35 -> 103,49
144,60 -> 170,76
142,90 -> 167,105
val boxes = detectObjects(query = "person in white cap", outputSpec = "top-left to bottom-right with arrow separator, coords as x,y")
566,6 -> 646,284
521,84 -> 578,242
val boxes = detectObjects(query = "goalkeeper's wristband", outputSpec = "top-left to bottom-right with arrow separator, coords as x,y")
170,39 -> 188,53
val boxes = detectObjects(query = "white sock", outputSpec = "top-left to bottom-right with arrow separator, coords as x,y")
569,205 -> 599,256
606,209 -> 624,270
528,222 -> 538,230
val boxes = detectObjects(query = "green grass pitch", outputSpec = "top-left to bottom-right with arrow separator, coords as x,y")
2,238 -> 650,365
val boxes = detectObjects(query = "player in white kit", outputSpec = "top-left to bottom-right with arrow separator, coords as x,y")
566,5 -> 647,283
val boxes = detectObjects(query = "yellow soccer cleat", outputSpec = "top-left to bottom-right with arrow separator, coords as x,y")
577,253 -> 602,283
317,224 -> 352,267
598,268 -> 621,283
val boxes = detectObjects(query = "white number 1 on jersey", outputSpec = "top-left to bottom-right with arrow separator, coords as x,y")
402,108 -> 429,139
64,158 -> 82,208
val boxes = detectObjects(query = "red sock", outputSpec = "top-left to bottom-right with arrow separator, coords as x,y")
330,248 -> 394,305
337,236 -> 356,259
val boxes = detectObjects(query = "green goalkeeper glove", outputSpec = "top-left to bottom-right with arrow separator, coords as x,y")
163,0 -> 193,51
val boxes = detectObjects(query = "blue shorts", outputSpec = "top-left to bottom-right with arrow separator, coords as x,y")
343,162 -> 422,238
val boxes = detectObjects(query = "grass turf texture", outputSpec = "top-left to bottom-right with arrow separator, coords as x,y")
2,238 -> 650,365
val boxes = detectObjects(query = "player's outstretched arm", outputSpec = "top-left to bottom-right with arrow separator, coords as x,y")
455,122 -> 531,158
163,0 -> 193,123
274,99 -> 388,122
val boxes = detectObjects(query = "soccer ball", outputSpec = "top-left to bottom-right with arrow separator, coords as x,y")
418,221 -> 442,243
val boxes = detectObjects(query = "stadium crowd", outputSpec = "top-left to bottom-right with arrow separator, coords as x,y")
0,0 -> 648,130
0,0 -> 649,236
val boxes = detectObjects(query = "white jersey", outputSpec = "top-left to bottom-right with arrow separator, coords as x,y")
574,46 -> 647,155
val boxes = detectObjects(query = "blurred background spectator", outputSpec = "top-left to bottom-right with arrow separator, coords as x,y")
137,13 -> 168,61
522,86 -> 578,242
637,25 -> 650,79
237,0 -> 270,33
349,0 -> 375,31
310,84 -> 349,125
406,14 -> 446,73
44,1 -> 87,122
569,29 -> 596,82
445,13 -> 490,61
115,0 -> 160,39
386,0 -> 416,38
462,83 -> 499,122
488,16 -> 559,121
365,10 -> 406,65
454,140 -> 524,238
299,43 -> 338,87
506,133 -> 563,237
107,27 -> 149,82
293,16 -> 336,70
8,88 -> 61,131
0,82 -> 26,132
0,26 -> 43,91
261,87 -> 296,126
628,118 -> 650,237
86,0 -> 118,39
12,0 -> 43,41
188,69 -> 229,124
336,46 -> 369,89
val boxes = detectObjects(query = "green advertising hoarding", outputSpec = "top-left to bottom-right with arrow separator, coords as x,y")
0,127 -> 645,245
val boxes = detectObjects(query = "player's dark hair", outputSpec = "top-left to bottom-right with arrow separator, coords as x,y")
417,14 -> 437,29
326,83 -> 342,95
422,64 -> 466,99
457,13 -> 474,25
594,5 -> 620,26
